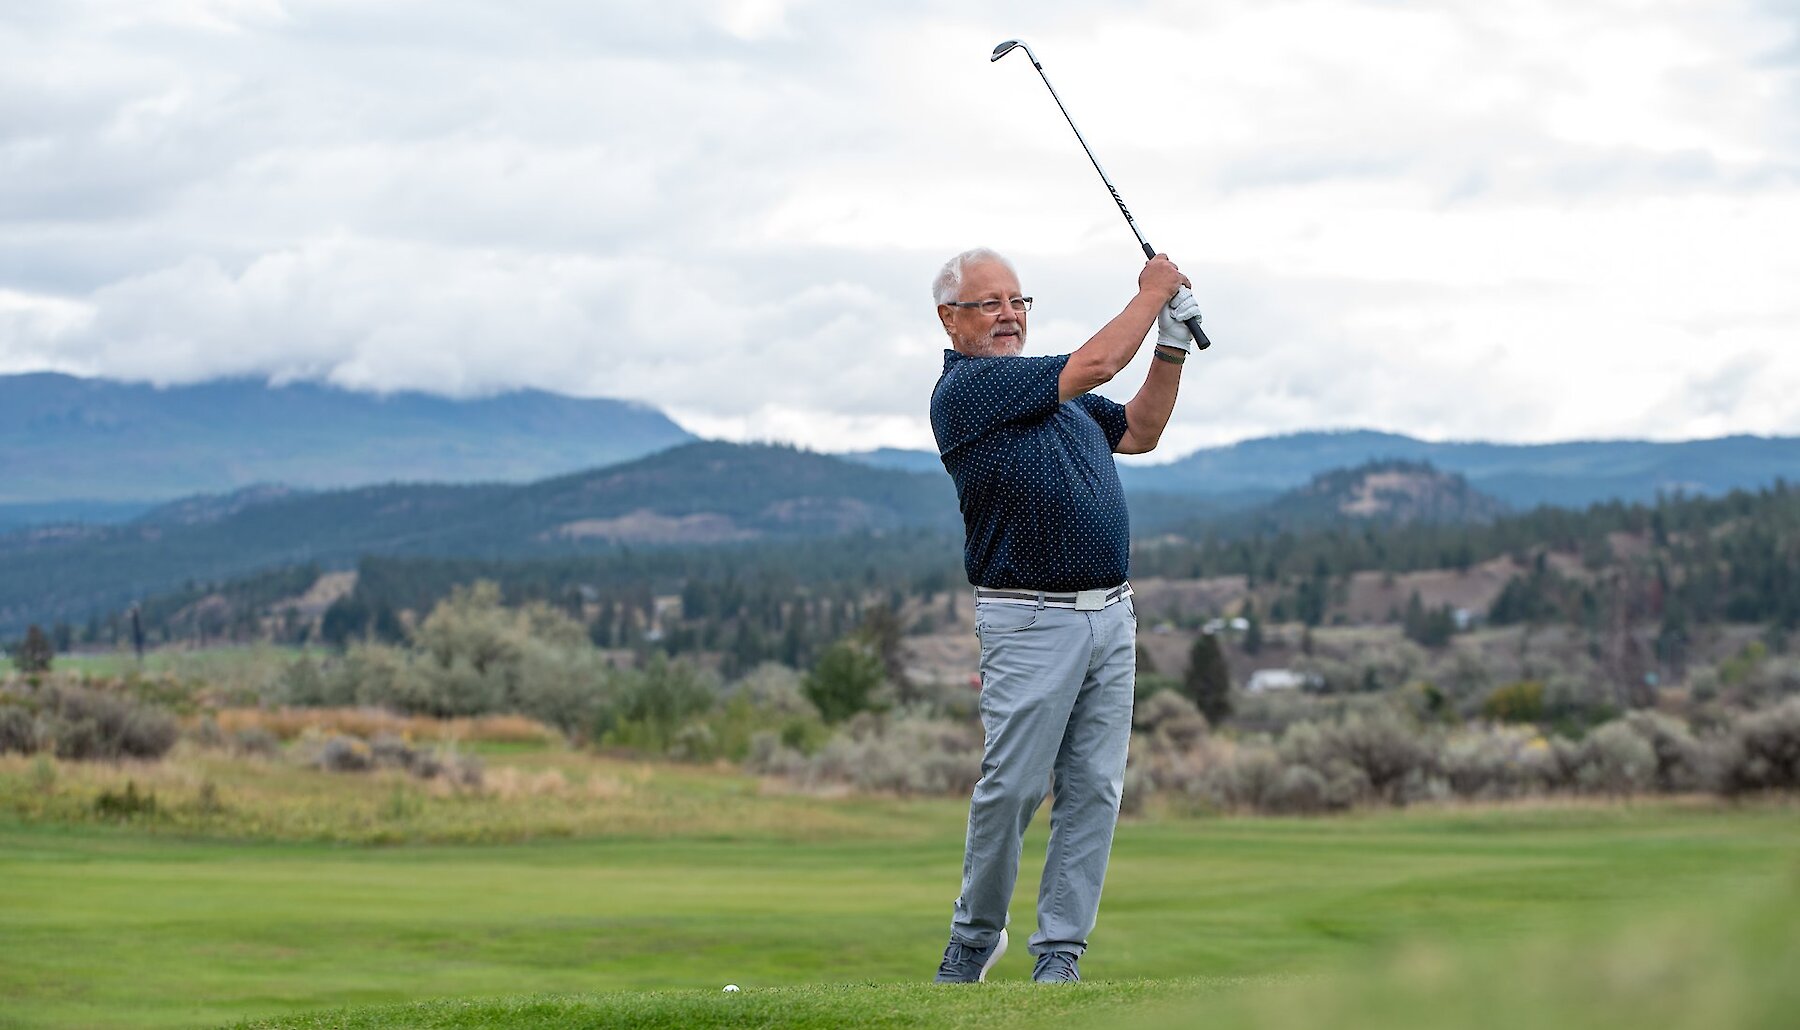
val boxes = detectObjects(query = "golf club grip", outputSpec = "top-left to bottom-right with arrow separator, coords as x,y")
1140,242 -> 1213,349
1186,317 -> 1211,351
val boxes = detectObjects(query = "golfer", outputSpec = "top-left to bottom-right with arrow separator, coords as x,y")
928,247 -> 1199,983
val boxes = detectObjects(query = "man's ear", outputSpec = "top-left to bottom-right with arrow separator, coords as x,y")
937,305 -> 955,335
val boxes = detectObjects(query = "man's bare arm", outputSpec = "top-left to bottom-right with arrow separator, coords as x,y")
1117,350 -> 1184,454
1057,255 -> 1186,403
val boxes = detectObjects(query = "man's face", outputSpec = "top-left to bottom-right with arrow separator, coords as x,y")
938,260 -> 1027,357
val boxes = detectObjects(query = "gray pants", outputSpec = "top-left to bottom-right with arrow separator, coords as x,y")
950,594 -> 1136,957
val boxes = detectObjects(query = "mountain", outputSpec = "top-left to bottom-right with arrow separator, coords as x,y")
841,448 -> 948,475
0,500 -> 156,533
1130,430 -> 1800,508
843,430 -> 1800,509
0,442 -> 958,634
1249,461 -> 1508,531
0,372 -> 695,505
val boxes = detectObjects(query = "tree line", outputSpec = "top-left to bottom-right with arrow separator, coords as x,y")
32,479 -> 1797,660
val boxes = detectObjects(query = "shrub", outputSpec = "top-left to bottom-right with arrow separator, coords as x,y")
1619,711 -> 1716,792
315,735 -> 375,772
512,641 -> 615,735
0,705 -> 41,754
1127,692 -> 1214,799
1737,657 -> 1800,707
804,638 -> 887,723
1572,722 -> 1657,795
1720,697 -> 1800,794
1439,726 -> 1554,800
350,581 -> 607,722
1196,744 -> 1284,811
1264,764 -> 1332,814
232,726 -> 281,758
93,781 -> 156,819
188,716 -> 226,749
369,733 -> 416,769
47,686 -> 178,761
696,667 -> 829,763
1280,710 -> 1435,804
782,713 -> 983,796
1482,680 -> 1546,724
667,722 -> 718,762
743,730 -> 810,778
278,657 -> 336,707
1294,637 -> 1428,695
1540,673 -> 1618,735
1134,671 -> 1182,705
413,655 -> 508,718
334,644 -> 418,710
603,656 -> 720,752
1229,689 -> 1395,737
1133,690 -> 1209,751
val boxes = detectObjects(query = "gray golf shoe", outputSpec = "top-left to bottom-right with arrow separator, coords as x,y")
933,928 -> 1008,983
1032,950 -> 1080,983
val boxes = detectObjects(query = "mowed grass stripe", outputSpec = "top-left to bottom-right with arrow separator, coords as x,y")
230,979 -> 1261,1030
1,801 -> 1797,1028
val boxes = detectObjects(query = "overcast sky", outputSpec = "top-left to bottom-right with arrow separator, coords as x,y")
3,0 -> 1796,458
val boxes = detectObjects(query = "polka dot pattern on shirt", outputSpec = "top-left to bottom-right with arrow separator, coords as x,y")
930,350 -> 1132,592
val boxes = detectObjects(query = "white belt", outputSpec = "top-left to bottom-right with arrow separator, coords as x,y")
973,582 -> 1132,612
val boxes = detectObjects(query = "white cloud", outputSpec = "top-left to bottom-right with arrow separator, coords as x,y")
2,0 -> 1797,457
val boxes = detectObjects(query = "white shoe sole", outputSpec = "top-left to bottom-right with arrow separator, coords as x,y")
978,929 -> 1008,982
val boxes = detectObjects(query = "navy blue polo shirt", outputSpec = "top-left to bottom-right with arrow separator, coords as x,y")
930,350 -> 1132,591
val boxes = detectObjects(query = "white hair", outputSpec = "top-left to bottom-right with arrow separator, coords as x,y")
931,248 -> 1017,305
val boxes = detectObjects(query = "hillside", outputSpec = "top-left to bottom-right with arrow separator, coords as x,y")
852,431 -> 1800,509
8,372 -> 1794,518
0,372 -> 694,505
1136,430 -> 1800,507
0,442 -> 957,634
1248,460 -> 1509,530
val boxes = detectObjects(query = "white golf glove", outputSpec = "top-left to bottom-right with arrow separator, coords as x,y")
1155,286 -> 1202,350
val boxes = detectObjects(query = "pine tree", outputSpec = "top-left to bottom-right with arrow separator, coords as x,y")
1184,632 -> 1232,725
14,624 -> 53,674
1241,599 -> 1263,655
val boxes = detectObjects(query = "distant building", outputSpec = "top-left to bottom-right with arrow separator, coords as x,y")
1246,668 -> 1315,693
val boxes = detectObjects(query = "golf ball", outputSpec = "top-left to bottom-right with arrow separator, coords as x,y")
723,984 -> 740,992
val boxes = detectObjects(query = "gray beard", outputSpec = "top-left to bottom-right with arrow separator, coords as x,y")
958,329 -> 1026,357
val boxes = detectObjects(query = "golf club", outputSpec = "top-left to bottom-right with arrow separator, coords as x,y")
991,39 -> 1212,350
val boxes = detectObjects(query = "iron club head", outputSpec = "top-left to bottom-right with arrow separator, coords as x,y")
990,39 -> 1031,63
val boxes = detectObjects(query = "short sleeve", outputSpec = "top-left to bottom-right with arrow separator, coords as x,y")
931,353 -> 1070,456
1073,392 -> 1129,452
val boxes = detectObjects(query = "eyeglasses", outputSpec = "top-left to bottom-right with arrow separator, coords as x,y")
948,297 -> 1033,315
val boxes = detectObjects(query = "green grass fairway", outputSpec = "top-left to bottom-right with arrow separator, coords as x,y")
3,792 -> 1797,1029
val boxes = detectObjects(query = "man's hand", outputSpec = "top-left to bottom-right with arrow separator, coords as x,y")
1156,287 -> 1202,350
1137,254 -> 1188,303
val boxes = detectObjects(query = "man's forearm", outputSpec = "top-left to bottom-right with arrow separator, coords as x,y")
1118,348 -> 1184,454
1058,291 -> 1165,402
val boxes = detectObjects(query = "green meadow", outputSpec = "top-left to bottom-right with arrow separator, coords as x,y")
2,750 -> 1797,1029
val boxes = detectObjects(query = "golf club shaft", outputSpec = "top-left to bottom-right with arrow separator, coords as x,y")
997,42 -> 1212,350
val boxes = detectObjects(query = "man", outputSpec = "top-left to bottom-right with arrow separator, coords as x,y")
928,247 -> 1200,983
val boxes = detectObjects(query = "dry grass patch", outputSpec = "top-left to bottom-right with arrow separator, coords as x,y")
0,744 -> 904,845
208,707 -> 564,745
